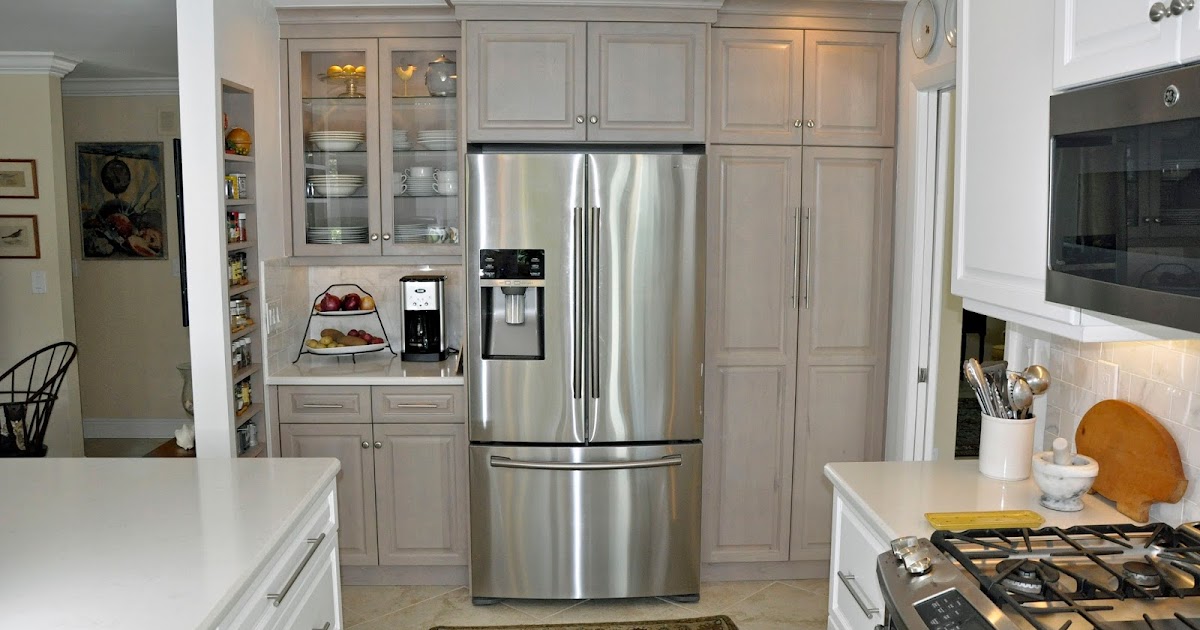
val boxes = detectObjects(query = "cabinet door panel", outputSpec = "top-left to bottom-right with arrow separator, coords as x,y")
803,31 -> 896,148
587,22 -> 706,142
374,424 -> 468,566
466,21 -> 587,142
710,28 -> 804,145
1055,0 -> 1180,90
280,423 -> 378,565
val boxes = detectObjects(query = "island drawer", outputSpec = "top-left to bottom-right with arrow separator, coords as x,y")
830,494 -> 887,630
278,386 -> 371,424
373,385 -> 465,423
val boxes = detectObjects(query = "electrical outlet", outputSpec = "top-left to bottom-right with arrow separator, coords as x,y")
1095,360 -> 1119,398
266,299 -> 282,335
31,271 -> 46,294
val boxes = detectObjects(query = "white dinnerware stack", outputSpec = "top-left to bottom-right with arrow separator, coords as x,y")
307,173 -> 363,198
433,169 -> 458,196
308,130 -> 364,152
401,166 -> 436,197
417,129 -> 457,150
306,224 -> 369,245
394,216 -> 437,243
393,129 -> 411,151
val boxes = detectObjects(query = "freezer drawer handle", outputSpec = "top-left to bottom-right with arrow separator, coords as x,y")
267,532 -> 327,607
837,571 -> 879,619
489,454 -> 682,471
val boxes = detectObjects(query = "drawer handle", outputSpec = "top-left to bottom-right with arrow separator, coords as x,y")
392,402 -> 439,409
314,624 -> 331,630
837,570 -> 879,619
301,403 -> 345,409
490,454 -> 682,471
267,532 -> 327,607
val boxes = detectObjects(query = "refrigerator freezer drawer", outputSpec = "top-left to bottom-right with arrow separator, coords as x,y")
469,443 -> 701,600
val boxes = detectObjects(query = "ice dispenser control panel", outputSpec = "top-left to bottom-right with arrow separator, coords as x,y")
480,249 -> 544,280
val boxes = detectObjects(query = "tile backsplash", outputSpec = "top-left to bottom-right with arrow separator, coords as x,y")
1008,324 -> 1200,524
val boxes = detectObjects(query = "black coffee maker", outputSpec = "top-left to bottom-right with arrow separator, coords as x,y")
400,275 -> 447,362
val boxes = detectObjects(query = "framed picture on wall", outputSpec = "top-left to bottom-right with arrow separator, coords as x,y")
77,142 -> 166,260
0,215 -> 40,259
0,159 -> 38,198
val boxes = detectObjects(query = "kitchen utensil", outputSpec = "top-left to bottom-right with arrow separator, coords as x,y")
1076,399 -> 1187,521
962,359 -> 994,416
978,412 -> 1036,480
1008,375 -> 1034,418
923,510 -> 1045,530
425,54 -> 457,96
1022,364 -> 1051,395
1051,435 -> 1071,465
1031,442 -> 1099,512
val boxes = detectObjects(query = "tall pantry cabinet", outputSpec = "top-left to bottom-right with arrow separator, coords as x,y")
702,25 -> 897,569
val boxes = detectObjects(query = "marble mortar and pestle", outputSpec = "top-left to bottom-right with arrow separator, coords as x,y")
1031,437 -> 1099,512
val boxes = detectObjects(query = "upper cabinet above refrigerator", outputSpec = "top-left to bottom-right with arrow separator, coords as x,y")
287,37 -> 462,258
465,21 -> 707,143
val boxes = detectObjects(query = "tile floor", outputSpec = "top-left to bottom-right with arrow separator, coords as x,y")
83,437 -> 164,457
341,579 -> 830,630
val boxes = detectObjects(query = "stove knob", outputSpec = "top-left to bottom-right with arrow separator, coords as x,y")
902,551 -> 933,575
889,536 -> 919,560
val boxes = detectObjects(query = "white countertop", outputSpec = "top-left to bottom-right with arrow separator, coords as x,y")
267,354 -> 463,385
824,460 -> 1133,541
0,457 -> 340,629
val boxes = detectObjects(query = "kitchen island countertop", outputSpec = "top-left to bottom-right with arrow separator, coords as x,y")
267,354 -> 463,385
0,457 -> 339,629
825,459 -> 1133,541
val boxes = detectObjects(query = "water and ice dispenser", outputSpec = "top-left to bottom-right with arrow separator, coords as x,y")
479,249 -> 545,360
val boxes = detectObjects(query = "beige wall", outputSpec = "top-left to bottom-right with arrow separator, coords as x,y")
0,74 -> 83,456
61,95 -> 190,424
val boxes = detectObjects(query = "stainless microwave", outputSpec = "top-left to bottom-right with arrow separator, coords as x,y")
1048,63 -> 1200,333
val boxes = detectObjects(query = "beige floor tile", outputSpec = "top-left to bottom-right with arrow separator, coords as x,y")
779,579 -> 829,599
342,584 -> 459,627
500,598 -> 588,620
544,597 -> 697,624
661,581 -> 775,616
354,587 -> 537,630
719,582 -> 827,630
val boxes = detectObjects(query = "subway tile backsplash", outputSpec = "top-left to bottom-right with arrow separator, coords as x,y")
1009,325 -> 1200,525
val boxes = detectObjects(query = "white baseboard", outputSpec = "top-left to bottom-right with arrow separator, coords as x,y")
83,418 -> 190,439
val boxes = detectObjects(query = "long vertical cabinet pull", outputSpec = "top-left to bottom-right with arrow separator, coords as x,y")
574,207 -> 584,399
803,208 -> 813,309
590,206 -> 601,400
791,209 -> 801,309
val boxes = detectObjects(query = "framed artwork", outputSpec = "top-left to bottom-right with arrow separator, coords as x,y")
0,159 -> 38,198
77,142 -> 166,259
0,215 -> 40,259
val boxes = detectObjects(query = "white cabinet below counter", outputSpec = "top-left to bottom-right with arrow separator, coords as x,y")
823,460 -> 1132,630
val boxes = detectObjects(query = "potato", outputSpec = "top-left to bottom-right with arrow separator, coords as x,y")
320,328 -> 344,340
340,336 -> 368,346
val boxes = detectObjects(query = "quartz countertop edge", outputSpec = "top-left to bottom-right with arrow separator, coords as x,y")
267,355 -> 463,385
824,460 -> 1133,542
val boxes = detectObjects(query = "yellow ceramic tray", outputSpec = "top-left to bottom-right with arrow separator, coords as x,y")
925,510 -> 1045,530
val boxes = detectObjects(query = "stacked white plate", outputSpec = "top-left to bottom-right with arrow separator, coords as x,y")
307,174 -> 363,197
306,224 -> 369,244
394,217 -> 438,243
404,174 -> 435,197
308,131 -> 365,152
392,130 -> 411,151
416,129 -> 457,150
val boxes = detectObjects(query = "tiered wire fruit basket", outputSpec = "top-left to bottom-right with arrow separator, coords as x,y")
294,283 -> 396,363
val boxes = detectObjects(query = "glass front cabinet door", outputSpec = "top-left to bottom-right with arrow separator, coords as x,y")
288,37 -> 461,257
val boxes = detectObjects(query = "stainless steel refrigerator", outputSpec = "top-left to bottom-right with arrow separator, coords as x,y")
466,150 -> 704,602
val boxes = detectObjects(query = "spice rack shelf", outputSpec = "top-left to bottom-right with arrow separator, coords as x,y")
227,240 -> 256,252
224,153 -> 254,163
233,362 -> 262,383
229,281 -> 258,297
231,323 -> 258,343
225,198 -> 255,206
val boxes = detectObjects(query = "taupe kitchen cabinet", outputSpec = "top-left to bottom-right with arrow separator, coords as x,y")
286,37 -> 463,258
701,145 -> 893,565
465,21 -> 706,143
277,385 -> 468,568
709,28 -> 897,147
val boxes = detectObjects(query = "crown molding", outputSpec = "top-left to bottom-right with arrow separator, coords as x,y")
0,52 -> 81,77
61,77 -> 179,97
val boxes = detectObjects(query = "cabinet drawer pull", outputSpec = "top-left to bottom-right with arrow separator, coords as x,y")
267,532 -> 327,607
576,115 -> 585,124
391,402 -> 439,409
837,570 -> 879,618
1151,1 -> 1169,21
314,623 -> 331,630
301,403 -> 345,409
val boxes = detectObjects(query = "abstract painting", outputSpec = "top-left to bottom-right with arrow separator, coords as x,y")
77,142 -> 166,259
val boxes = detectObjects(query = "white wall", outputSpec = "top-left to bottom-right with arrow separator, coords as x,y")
0,74 -> 84,456
885,0 -> 957,460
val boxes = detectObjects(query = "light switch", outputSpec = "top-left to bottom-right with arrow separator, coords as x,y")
31,271 -> 47,294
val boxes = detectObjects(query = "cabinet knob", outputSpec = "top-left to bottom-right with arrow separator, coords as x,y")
576,115 -> 585,124
1154,217 -> 1163,223
373,441 -> 383,449
382,233 -> 391,241
793,119 -> 802,128
589,115 -> 598,124
370,233 -> 379,242
1151,1 -> 1169,21
361,441 -> 370,449
1171,0 -> 1188,14
806,119 -> 816,128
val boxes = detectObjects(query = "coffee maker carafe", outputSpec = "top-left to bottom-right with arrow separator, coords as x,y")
400,275 -> 447,362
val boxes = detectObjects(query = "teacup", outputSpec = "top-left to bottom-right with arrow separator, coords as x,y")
396,182 -> 407,195
406,166 -> 435,179
427,226 -> 447,243
433,180 -> 458,196
435,169 -> 458,183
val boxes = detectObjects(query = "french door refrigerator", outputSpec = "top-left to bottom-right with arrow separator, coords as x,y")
466,150 -> 704,602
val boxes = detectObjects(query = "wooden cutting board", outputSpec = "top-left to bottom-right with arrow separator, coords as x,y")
1075,400 -> 1187,522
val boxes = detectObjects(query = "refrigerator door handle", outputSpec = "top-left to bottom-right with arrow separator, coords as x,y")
590,206 -> 600,401
574,206 -> 584,400
489,454 -> 683,471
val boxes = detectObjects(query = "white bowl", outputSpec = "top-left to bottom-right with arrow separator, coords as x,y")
312,183 -> 362,197
311,139 -> 361,152
1030,451 -> 1099,512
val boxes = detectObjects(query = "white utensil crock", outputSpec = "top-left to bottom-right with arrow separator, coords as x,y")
978,413 -> 1035,481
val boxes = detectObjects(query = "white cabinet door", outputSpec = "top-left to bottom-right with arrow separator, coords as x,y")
1179,3 -> 1200,62
828,493 -> 887,630
587,22 -> 706,142
1054,0 -> 1180,90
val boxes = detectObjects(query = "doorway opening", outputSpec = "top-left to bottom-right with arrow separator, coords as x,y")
952,310 -> 1007,458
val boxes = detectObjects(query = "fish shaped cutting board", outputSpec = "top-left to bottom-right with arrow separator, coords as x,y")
1075,399 -> 1187,522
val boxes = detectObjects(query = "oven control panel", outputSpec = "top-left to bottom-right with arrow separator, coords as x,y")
915,590 -> 994,630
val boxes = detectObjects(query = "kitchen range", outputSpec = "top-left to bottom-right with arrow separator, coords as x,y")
878,523 -> 1200,630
